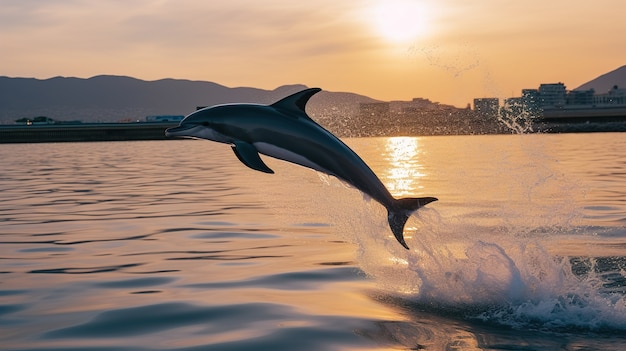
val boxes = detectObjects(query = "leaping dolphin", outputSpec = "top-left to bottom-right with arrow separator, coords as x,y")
165,88 -> 437,249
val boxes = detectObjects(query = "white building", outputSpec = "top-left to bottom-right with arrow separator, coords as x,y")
538,83 -> 567,108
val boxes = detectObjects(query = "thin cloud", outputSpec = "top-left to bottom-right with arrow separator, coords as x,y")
3,0 -> 626,104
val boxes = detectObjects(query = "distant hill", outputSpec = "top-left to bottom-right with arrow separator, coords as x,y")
575,65 -> 626,93
0,75 -> 378,125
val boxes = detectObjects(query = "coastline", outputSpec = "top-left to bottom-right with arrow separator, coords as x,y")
1,119 -> 626,144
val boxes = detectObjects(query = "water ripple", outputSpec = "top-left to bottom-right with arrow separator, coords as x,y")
2,137 -> 626,350
29,263 -> 143,274
185,267 -> 364,291
43,302 -> 292,339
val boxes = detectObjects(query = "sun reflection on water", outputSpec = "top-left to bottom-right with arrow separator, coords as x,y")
383,137 -> 427,197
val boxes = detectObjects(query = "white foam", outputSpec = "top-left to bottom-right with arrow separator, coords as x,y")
348,207 -> 626,331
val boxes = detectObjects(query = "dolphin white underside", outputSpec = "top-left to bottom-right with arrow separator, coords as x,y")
254,142 -> 332,175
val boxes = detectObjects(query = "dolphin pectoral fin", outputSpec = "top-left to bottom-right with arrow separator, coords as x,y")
231,141 -> 274,174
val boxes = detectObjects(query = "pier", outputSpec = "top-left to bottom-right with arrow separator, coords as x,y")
541,105 -> 626,123
0,122 -> 179,143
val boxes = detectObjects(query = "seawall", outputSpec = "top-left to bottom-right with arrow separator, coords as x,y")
0,122 -> 179,143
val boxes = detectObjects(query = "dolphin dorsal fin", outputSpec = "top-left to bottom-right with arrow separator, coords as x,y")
270,88 -> 322,119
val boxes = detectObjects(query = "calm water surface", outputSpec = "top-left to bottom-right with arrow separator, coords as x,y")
1,133 -> 626,350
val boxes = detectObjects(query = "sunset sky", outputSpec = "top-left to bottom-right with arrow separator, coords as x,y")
2,0 -> 625,106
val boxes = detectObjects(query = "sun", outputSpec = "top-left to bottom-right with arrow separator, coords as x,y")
369,0 -> 432,44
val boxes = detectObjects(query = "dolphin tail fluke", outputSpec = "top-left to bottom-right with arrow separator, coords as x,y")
387,197 -> 438,249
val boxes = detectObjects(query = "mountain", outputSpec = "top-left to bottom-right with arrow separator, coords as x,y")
574,65 -> 626,93
0,75 -> 378,124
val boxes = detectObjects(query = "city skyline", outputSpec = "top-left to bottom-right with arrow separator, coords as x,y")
2,1 -> 626,107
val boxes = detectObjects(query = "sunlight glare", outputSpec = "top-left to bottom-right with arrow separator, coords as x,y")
384,137 -> 426,197
369,0 -> 432,44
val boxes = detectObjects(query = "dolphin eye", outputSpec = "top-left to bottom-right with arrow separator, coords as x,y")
201,122 -> 210,126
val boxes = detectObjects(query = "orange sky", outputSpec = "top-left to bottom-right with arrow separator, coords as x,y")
2,0 -> 625,106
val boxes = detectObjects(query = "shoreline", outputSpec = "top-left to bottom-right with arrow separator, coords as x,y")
1,120 -> 625,144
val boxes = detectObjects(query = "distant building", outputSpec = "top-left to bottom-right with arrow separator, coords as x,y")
389,97 -> 447,115
566,89 -> 594,106
538,83 -> 567,107
473,98 -> 499,118
521,89 -> 541,117
521,89 -> 539,104
503,97 -> 525,116
15,116 -> 55,125
593,85 -> 626,105
410,97 -> 435,109
145,115 -> 185,122
472,78 -> 626,125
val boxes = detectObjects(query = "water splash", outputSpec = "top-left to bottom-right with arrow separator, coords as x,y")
350,204 -> 626,331
497,98 -> 539,134
339,179 -> 626,334
407,42 -> 481,78
319,137 -> 626,332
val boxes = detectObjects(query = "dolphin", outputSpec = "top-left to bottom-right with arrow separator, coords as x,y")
165,88 -> 437,249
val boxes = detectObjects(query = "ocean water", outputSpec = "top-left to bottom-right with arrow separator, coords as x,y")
1,133 -> 625,350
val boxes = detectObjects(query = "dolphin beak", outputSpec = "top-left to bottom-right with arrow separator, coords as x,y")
165,124 -> 193,137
